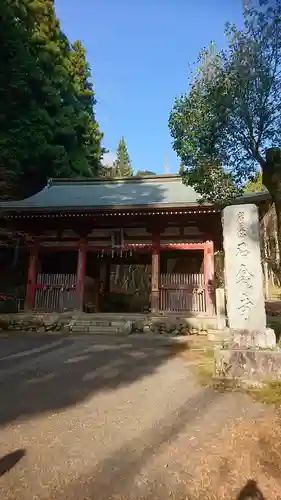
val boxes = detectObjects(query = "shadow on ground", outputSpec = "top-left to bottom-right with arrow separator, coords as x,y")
236,479 -> 265,500
30,384 -> 223,500
0,449 -> 26,476
0,337 -> 188,426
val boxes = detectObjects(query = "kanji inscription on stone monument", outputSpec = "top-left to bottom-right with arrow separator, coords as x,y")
222,204 -> 266,331
238,292 -> 254,320
236,241 -> 249,257
236,264 -> 253,288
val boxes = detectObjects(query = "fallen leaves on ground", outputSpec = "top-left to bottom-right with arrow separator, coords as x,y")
188,412 -> 281,499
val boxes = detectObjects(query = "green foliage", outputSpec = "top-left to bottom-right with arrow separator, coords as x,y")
250,381 -> 281,407
113,137 -> 133,177
135,170 -> 156,176
169,0 -> 281,205
244,172 -> 266,193
0,0 -> 103,198
0,0 -> 43,198
68,40 -> 104,176
179,162 -> 185,176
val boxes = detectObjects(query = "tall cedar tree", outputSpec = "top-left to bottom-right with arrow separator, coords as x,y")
68,40 -> 104,176
0,0 -> 103,198
169,0 -> 281,253
113,137 -> 133,177
0,0 -> 49,198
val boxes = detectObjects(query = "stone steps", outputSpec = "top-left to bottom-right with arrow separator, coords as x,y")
69,319 -> 132,335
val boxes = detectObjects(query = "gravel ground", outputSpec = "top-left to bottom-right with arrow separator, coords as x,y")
0,335 -> 275,499
0,334 -> 68,361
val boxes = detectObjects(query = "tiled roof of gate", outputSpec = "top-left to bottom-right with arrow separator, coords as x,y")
0,174 -> 270,212
0,175 -> 200,211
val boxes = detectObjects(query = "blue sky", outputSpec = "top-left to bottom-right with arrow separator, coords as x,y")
55,0 -> 244,174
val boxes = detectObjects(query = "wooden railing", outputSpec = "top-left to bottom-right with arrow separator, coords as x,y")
159,273 -> 206,313
33,271 -> 206,314
34,273 -> 77,312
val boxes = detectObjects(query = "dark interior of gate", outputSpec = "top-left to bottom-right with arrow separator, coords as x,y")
35,249 -> 205,314
86,249 -> 205,313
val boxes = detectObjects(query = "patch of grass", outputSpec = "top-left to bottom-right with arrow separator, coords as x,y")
191,359 -> 214,386
249,380 -> 281,407
178,341 -> 281,406
180,344 -> 213,361
201,347 -> 215,359
188,348 -> 216,386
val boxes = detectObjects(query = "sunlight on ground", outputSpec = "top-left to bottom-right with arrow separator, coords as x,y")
190,413 -> 281,499
177,341 -> 281,499
176,341 -> 215,385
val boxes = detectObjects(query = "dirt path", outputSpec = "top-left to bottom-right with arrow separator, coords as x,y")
0,335 -> 277,499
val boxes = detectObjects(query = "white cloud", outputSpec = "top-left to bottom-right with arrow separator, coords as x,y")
101,151 -> 116,167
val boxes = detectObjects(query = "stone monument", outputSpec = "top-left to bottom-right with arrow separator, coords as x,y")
222,203 -> 275,348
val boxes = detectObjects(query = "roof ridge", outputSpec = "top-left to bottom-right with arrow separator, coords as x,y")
47,174 -> 181,186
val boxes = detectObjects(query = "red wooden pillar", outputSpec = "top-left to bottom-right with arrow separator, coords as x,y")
204,240 -> 215,314
25,244 -> 39,310
151,231 -> 160,313
76,241 -> 87,311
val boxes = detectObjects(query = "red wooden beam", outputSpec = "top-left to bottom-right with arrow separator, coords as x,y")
35,234 -> 205,244
151,232 -> 160,313
25,243 -> 39,309
160,243 -> 206,251
204,240 -> 215,315
76,241 -> 87,311
36,242 -> 208,252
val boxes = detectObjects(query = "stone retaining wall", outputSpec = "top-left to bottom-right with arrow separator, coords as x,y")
0,313 -> 70,333
132,317 -> 209,335
0,312 -> 219,335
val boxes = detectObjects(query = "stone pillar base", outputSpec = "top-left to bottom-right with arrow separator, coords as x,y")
215,347 -> 281,385
228,328 -> 276,349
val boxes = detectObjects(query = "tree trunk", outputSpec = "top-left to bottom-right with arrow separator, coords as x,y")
262,217 -> 269,299
262,148 -> 281,280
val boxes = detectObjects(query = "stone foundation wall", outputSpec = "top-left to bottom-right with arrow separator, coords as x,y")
0,313 -> 72,333
0,312 -> 219,335
132,315 -> 218,335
